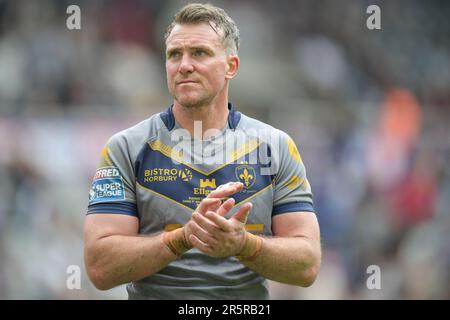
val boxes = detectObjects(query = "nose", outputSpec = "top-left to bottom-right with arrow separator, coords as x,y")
178,53 -> 194,74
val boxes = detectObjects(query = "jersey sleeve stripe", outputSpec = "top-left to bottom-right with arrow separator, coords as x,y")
87,201 -> 138,217
272,202 -> 315,216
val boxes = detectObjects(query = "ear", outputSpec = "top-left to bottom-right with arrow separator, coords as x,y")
225,54 -> 239,80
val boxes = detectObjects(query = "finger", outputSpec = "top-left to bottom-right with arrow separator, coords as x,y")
207,182 -> 243,199
232,202 -> 253,224
216,198 -> 235,217
204,210 -> 233,232
192,211 -> 221,236
189,219 -> 217,245
196,198 -> 221,214
189,234 -> 213,254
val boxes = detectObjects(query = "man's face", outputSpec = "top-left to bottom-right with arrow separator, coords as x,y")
165,22 -> 232,109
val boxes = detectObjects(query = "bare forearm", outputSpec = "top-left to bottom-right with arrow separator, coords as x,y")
242,236 -> 321,287
85,233 -> 176,290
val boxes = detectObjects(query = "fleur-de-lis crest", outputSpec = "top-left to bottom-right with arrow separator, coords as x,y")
239,168 -> 254,187
235,165 -> 256,189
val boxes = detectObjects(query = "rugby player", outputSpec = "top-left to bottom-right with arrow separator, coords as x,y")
84,3 -> 321,299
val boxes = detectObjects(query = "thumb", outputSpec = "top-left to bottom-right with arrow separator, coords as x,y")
232,203 -> 252,224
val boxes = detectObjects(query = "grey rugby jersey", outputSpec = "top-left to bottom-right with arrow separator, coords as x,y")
87,103 -> 314,299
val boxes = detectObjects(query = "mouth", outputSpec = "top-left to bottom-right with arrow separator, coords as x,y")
177,80 -> 198,85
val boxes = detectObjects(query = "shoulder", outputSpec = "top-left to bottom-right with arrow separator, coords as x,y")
237,112 -> 293,146
104,112 -> 165,157
237,113 -> 277,132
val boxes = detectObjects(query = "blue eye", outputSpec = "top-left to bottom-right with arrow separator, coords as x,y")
193,50 -> 207,57
167,51 -> 180,59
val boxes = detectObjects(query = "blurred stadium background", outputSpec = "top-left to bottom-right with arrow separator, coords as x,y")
0,0 -> 449,299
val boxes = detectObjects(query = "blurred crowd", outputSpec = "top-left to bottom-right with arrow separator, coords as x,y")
0,0 -> 449,299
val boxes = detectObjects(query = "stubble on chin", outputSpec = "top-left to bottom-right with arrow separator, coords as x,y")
174,93 -> 211,110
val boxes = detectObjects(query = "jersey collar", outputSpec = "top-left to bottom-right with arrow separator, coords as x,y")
160,102 -> 241,131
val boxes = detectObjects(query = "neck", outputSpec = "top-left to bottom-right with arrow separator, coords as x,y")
173,98 -> 229,139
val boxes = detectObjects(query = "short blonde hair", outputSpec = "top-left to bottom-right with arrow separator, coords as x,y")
165,3 -> 240,54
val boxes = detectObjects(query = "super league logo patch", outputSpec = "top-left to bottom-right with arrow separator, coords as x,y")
89,166 -> 125,204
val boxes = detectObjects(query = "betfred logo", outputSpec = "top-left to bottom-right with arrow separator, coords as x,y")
89,166 -> 125,204
94,167 -> 120,180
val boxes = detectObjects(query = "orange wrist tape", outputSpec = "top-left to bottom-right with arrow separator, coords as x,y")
163,228 -> 192,256
236,233 -> 263,261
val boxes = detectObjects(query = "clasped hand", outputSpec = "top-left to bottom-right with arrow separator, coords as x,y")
183,182 -> 253,257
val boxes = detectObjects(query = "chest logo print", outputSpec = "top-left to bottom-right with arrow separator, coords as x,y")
178,168 -> 192,182
236,165 -> 256,189
200,178 -> 216,188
